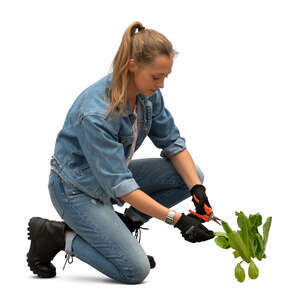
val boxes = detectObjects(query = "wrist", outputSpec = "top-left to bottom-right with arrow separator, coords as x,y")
190,184 -> 206,195
173,212 -> 182,226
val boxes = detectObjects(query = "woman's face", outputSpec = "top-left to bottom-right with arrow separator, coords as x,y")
128,55 -> 173,97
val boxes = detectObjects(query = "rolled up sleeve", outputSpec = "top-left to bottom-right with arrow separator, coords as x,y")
77,114 -> 140,199
160,136 -> 186,158
148,89 -> 186,159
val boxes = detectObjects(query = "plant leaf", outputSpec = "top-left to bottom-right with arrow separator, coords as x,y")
263,217 -> 272,251
254,233 -> 264,260
249,213 -> 262,227
248,260 -> 259,279
214,232 -> 228,238
221,221 -> 233,234
235,262 -> 246,282
235,212 -> 251,257
233,250 -> 240,258
215,236 -> 230,249
227,231 -> 251,263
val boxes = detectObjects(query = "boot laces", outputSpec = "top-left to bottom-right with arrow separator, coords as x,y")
62,252 -> 74,271
134,226 -> 149,243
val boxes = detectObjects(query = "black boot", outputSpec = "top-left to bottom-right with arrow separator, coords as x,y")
115,211 -> 156,269
27,217 -> 67,278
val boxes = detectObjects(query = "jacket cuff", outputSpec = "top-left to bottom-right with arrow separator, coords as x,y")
112,178 -> 140,199
160,136 -> 186,159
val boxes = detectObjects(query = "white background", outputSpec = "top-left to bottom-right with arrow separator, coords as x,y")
1,0 -> 299,298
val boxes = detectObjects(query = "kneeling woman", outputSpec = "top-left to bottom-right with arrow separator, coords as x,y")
27,21 -> 215,284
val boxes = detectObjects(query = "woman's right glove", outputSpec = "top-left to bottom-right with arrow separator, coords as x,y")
174,213 -> 215,243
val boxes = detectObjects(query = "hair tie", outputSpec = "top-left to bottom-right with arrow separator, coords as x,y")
131,25 -> 146,37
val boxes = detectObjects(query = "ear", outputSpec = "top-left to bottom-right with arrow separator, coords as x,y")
128,58 -> 138,72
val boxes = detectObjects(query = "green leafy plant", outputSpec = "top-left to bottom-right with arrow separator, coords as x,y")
214,212 -> 272,282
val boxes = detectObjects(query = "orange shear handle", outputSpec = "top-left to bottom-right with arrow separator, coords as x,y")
189,203 -> 212,222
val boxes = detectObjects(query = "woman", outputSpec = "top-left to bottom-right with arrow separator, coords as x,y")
27,21 -> 215,284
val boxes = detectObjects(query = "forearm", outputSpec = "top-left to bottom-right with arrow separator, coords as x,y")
120,189 -> 182,225
169,148 -> 202,190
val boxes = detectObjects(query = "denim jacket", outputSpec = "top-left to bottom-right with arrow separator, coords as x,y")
50,73 -> 186,206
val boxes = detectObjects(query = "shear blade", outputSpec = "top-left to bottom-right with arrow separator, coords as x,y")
210,214 -> 222,225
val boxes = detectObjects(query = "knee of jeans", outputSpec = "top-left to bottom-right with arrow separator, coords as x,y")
121,256 -> 150,284
195,164 -> 205,184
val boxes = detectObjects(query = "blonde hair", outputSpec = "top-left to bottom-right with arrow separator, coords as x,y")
104,21 -> 179,121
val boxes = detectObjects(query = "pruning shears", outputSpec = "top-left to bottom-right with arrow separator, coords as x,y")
189,203 -> 223,225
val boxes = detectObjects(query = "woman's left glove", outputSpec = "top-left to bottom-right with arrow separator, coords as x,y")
189,184 -> 213,223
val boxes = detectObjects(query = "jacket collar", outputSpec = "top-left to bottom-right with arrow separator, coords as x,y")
124,93 -> 148,117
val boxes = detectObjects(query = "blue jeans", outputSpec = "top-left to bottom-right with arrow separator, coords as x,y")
48,157 -> 204,284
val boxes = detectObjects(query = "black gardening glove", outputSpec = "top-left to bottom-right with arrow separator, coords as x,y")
174,213 -> 215,243
189,184 -> 213,223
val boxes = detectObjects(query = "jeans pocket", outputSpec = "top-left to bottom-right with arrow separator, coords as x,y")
62,181 -> 83,197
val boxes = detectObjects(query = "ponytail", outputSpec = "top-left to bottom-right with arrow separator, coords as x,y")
104,21 -> 178,121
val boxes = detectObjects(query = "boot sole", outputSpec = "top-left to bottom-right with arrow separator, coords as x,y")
27,217 -> 56,278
